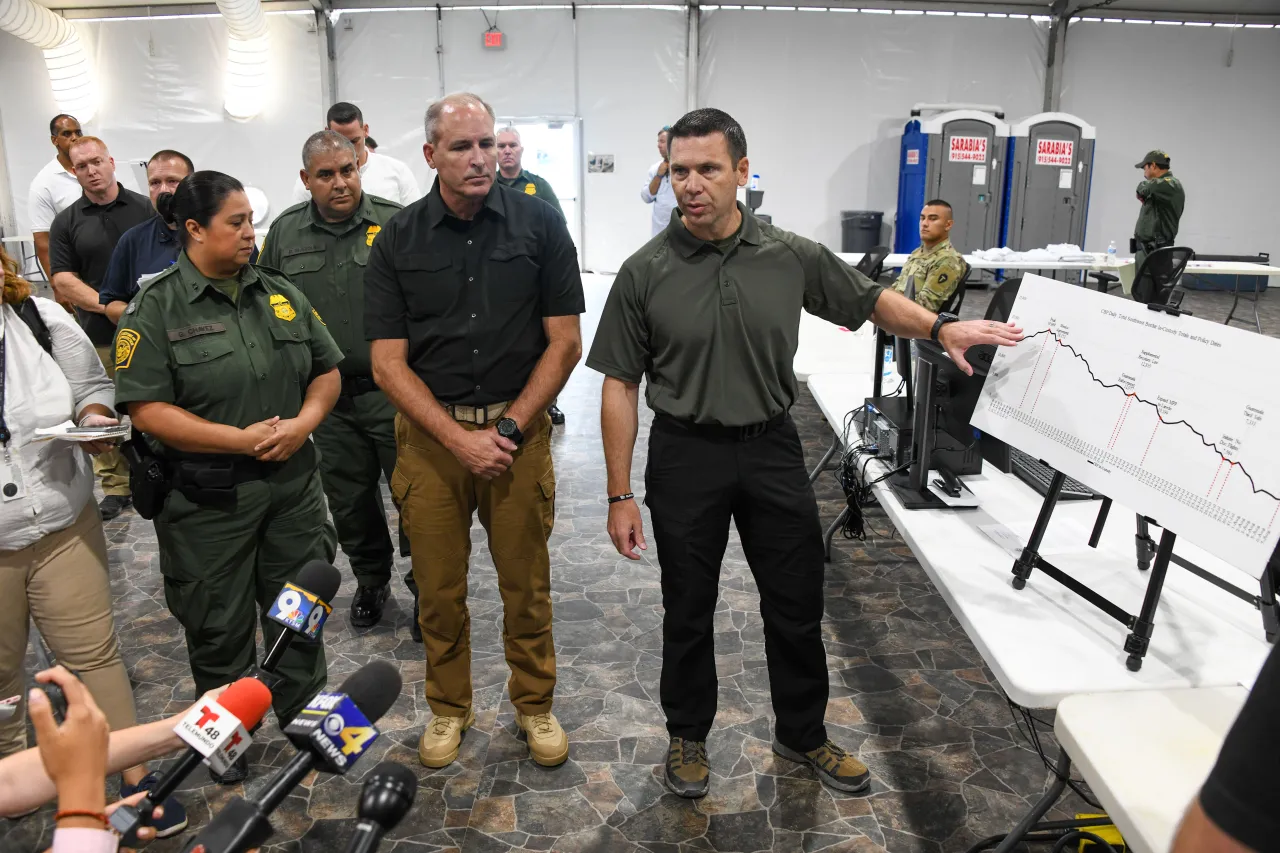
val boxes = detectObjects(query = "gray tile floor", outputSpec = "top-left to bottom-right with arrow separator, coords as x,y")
3,277 -> 1270,852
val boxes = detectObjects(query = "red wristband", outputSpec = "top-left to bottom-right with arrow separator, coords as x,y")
54,809 -> 109,827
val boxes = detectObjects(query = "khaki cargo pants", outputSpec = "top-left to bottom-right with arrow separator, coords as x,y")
392,410 -> 556,717
93,346 -> 130,496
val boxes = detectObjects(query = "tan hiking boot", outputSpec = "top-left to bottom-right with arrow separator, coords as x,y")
515,710 -> 569,767
773,737 -> 871,793
664,737 -> 710,798
418,709 -> 475,768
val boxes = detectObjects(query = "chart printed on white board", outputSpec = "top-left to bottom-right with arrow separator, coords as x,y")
972,275 -> 1280,576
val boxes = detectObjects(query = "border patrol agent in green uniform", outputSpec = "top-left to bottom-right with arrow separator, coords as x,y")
1133,149 -> 1185,272
113,172 -> 342,779
259,130 -> 417,634
892,199 -> 965,313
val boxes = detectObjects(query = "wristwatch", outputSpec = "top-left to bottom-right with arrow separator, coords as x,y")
496,417 -> 524,446
931,312 -> 959,344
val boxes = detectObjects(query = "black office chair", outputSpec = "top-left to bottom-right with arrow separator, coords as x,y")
1132,246 -> 1195,307
937,261 -> 972,316
1088,271 -> 1120,293
854,245 -> 890,282
984,277 -> 1022,323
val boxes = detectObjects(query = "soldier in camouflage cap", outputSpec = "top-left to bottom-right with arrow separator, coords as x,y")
1133,149 -> 1185,272
892,199 -> 965,313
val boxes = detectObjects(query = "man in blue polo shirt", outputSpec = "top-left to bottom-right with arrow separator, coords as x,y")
100,150 -> 257,321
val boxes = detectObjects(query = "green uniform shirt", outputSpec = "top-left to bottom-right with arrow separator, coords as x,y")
257,192 -> 403,377
496,169 -> 565,221
586,205 -> 883,427
1134,172 -> 1185,244
113,252 -> 343,432
892,238 -> 965,313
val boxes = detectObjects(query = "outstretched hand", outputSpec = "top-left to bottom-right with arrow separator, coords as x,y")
937,320 -> 1024,375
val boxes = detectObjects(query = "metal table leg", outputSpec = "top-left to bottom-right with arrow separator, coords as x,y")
992,748 -> 1072,853
823,506 -> 849,562
808,433 -> 842,487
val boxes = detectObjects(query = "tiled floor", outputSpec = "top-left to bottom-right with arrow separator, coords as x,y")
4,276 -> 1270,852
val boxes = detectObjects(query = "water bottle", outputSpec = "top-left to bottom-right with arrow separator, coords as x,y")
1107,241 -> 1117,265
883,347 -> 894,384
750,174 -> 760,191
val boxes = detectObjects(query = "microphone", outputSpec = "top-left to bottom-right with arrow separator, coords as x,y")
344,762 -> 418,853
260,560 -> 342,674
109,678 -> 273,840
183,660 -> 403,853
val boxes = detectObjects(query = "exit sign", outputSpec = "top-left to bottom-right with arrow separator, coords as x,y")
483,29 -> 504,49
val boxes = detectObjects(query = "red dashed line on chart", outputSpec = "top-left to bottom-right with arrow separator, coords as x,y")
1019,335 -> 1050,410
1270,503 -> 1280,533
1141,422 -> 1160,464
1217,464 -> 1234,501
1207,459 -> 1225,497
1109,396 -> 1134,450
1030,342 -> 1060,416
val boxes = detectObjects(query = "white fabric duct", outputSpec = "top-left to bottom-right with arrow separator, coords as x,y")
0,0 -> 97,120
216,0 -> 270,119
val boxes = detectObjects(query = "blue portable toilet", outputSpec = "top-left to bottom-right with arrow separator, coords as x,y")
895,109 -> 1010,255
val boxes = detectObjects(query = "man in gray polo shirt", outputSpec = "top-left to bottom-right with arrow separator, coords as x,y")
588,108 -> 1022,800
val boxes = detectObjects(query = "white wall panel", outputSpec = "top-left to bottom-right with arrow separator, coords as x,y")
699,10 -> 1046,249
577,8 -> 686,272
1061,21 -> 1280,256
1,15 -> 322,236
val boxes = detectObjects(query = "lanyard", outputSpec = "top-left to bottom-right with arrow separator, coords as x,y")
0,323 -> 9,450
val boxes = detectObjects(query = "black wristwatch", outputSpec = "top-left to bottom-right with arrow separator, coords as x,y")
931,312 -> 959,343
496,417 -> 524,446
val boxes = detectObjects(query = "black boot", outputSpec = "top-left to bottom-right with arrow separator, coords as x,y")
547,404 -> 565,425
351,583 -> 390,628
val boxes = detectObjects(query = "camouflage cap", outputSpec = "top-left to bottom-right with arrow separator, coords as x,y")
1135,149 -> 1170,168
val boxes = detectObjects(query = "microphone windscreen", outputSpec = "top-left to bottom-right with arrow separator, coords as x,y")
366,761 -> 418,798
217,677 -> 274,728
294,560 -> 342,604
337,661 -> 403,723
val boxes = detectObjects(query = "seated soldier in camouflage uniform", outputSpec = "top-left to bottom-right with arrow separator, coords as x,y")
892,199 -> 965,313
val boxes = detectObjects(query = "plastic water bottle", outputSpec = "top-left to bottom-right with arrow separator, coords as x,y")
750,174 -> 760,191
883,348 -> 894,384
1107,241 -> 1117,265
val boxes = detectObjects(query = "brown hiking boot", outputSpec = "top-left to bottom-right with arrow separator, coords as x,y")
515,711 -> 569,767
418,709 -> 475,768
664,737 -> 710,798
773,737 -> 871,793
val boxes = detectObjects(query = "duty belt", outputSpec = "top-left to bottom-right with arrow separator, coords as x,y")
447,401 -> 512,425
340,374 -> 378,398
654,411 -> 788,442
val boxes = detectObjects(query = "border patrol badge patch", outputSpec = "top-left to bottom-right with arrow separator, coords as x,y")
366,225 -> 381,247
116,329 -> 141,369
524,184 -> 537,196
312,307 -> 326,326
270,293 -> 297,321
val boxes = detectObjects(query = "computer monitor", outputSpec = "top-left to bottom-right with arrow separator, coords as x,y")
888,340 -> 993,510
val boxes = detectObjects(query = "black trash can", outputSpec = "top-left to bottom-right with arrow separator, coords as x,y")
841,210 -> 883,253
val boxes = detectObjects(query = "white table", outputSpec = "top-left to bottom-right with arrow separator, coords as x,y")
839,251 -> 1280,278
792,310 -> 877,381
1055,687 -> 1246,853
807,372 -> 1271,708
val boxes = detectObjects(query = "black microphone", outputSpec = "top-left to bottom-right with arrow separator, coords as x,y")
343,762 -> 418,853
182,660 -> 402,853
260,560 -> 342,674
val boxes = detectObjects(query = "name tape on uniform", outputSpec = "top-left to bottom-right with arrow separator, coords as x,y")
284,693 -> 379,773
268,582 -> 332,640
1035,138 -> 1074,167
174,699 -> 253,774
948,136 -> 988,164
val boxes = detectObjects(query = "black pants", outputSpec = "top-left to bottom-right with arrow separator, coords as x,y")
645,415 -> 828,752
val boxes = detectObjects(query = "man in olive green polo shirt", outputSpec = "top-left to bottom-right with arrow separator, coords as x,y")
259,130 -> 414,634
1133,148 -> 1185,272
589,108 -> 1023,800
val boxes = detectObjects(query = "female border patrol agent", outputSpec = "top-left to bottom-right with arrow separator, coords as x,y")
112,171 -> 343,782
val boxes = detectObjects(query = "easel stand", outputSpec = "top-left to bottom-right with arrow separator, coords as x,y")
1011,468 -> 1280,670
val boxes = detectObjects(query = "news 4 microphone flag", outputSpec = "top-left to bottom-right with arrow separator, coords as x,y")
283,693 -> 379,773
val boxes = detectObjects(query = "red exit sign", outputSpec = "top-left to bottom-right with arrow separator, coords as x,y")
483,30 -> 504,49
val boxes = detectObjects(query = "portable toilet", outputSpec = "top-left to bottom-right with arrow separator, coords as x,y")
1001,113 -> 1096,251
895,109 -> 1010,255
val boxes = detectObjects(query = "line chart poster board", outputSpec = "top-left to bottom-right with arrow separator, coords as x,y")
972,275 -> 1280,576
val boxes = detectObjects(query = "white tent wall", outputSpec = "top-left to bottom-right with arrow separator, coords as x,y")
1060,21 -> 1280,256
577,8 -> 687,272
698,10 -> 1047,251
0,14 -> 322,237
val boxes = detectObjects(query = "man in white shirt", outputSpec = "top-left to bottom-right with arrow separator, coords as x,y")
641,125 -> 678,237
28,115 -> 84,280
290,102 -> 420,207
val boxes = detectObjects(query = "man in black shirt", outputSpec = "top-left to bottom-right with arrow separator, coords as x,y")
49,135 -> 155,520
366,92 -> 584,772
1172,641 -> 1280,852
